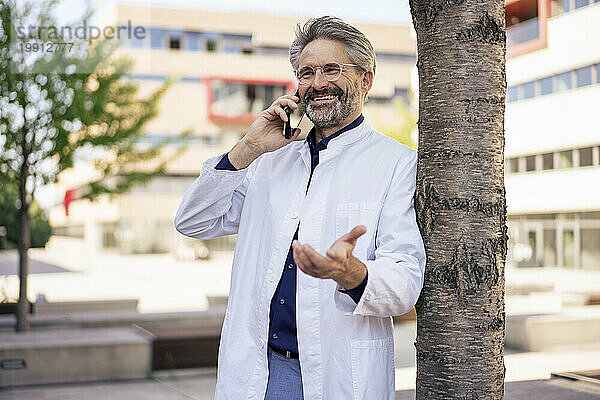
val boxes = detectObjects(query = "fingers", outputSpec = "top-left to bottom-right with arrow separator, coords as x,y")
273,106 -> 288,122
280,98 -> 299,109
263,95 -> 300,123
292,241 -> 314,275
280,93 -> 300,104
341,225 -> 367,246
301,243 -> 333,269
292,240 -> 332,278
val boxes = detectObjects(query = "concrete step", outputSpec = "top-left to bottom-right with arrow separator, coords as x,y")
34,299 -> 139,315
506,306 -> 600,351
0,327 -> 152,388
0,308 -> 226,332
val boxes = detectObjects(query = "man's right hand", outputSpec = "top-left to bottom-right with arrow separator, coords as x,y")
228,94 -> 302,169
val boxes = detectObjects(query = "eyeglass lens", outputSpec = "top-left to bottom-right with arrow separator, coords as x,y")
297,62 -> 343,85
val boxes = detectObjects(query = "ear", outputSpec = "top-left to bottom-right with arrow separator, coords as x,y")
361,70 -> 374,94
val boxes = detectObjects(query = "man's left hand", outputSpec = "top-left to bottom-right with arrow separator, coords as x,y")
292,225 -> 368,290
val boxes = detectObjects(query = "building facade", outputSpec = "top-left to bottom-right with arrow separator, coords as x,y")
48,4 -> 417,255
504,0 -> 600,270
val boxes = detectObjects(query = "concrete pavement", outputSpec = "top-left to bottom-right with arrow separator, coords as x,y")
2,372 -> 599,400
1,248 -> 600,396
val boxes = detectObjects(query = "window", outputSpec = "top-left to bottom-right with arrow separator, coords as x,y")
102,223 -> 119,248
556,71 -> 572,91
150,29 -> 163,49
579,147 -> 593,166
563,230 -> 575,268
53,225 -> 84,238
522,81 -> 535,99
575,0 -> 589,7
542,153 -> 554,169
206,40 -> 218,52
526,155 -> 536,171
543,229 -> 557,266
581,229 -> 600,270
563,0 -> 571,11
505,0 -> 540,48
220,34 -> 253,54
210,80 -> 288,120
508,158 -> 519,173
507,86 -> 518,102
559,150 -> 573,168
169,37 -> 181,50
596,64 -> 600,84
186,32 -> 201,51
539,76 -> 553,95
575,66 -> 592,87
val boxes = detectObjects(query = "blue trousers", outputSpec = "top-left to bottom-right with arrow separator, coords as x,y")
264,347 -> 304,400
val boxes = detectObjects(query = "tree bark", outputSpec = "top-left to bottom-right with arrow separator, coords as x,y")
409,0 -> 507,399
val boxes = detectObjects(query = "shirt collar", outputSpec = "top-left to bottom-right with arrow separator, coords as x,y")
306,114 -> 364,153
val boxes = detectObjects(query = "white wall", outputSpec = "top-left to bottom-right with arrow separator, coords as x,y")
505,85 -> 600,157
506,167 -> 600,214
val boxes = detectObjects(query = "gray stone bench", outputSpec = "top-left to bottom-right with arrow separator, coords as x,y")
0,327 -> 152,388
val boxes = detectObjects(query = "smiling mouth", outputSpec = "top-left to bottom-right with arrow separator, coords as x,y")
310,94 -> 338,103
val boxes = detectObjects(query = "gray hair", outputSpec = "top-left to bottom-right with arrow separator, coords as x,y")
289,16 -> 376,76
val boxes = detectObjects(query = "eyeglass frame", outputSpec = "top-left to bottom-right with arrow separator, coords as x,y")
294,62 -> 363,86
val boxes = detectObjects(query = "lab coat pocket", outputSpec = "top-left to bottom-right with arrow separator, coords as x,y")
350,337 -> 394,400
335,202 -> 381,261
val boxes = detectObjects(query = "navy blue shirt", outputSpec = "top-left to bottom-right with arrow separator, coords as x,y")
215,114 -> 368,355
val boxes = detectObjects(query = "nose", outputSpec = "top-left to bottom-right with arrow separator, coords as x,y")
311,67 -> 329,90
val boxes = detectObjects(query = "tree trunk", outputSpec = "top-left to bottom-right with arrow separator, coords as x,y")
16,198 -> 30,332
16,134 -> 31,332
410,0 -> 507,399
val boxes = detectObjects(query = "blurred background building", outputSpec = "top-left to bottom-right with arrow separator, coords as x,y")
504,0 -> 600,271
46,3 -> 417,257
45,0 -> 600,270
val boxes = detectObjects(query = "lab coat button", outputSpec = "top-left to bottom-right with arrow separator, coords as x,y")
290,212 -> 298,219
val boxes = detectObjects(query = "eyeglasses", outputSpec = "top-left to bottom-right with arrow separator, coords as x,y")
295,62 -> 361,86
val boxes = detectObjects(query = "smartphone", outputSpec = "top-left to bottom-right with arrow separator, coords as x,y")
282,89 -> 300,139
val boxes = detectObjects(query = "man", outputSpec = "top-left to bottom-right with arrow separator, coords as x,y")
174,16 -> 426,400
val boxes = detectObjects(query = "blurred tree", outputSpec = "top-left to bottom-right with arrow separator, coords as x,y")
0,0 -> 187,332
409,0 -> 508,398
0,180 -> 51,248
373,92 -> 418,149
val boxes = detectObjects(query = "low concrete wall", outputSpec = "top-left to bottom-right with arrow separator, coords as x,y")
506,306 -> 600,351
0,308 -> 226,332
34,299 -> 139,315
0,327 -> 152,387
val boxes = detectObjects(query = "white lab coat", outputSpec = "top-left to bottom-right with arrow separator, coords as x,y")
174,119 -> 426,400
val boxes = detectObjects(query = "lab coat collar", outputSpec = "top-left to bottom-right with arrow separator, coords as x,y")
297,116 -> 371,168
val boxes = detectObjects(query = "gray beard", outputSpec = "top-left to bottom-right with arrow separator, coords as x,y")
305,89 -> 361,129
